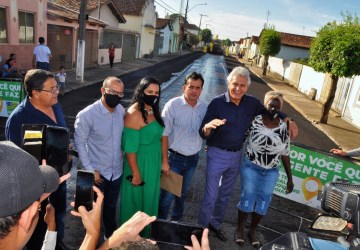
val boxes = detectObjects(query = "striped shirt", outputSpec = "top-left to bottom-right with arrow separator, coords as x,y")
162,95 -> 207,156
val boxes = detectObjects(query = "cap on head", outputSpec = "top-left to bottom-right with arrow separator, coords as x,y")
0,141 -> 59,217
264,91 -> 284,109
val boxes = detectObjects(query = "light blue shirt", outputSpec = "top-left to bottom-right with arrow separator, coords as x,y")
162,95 -> 207,156
74,100 -> 125,181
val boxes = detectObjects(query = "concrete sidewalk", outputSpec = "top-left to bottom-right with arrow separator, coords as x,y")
236,56 -> 360,153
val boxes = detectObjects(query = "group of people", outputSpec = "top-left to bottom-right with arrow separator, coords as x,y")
2,35 -> 358,248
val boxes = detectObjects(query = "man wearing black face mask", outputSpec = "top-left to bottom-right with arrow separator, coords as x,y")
74,76 -> 125,240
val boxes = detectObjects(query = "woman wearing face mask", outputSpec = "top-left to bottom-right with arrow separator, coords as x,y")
235,91 -> 294,248
119,76 -> 165,236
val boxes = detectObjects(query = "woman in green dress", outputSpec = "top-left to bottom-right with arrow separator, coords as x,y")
119,76 -> 166,236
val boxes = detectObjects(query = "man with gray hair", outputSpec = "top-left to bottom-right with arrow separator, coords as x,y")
74,76 -> 125,239
198,66 -> 297,241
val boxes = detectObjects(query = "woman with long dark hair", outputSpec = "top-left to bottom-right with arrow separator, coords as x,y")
119,76 -> 165,236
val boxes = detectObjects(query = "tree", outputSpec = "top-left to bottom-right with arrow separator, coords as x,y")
187,33 -> 200,48
309,12 -> 360,124
200,29 -> 212,45
259,26 -> 281,76
223,38 -> 232,47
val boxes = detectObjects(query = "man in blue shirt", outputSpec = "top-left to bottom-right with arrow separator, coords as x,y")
198,66 -> 297,242
5,69 -> 68,250
74,76 -> 125,239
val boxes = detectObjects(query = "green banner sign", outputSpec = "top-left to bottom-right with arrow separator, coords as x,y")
275,144 -> 360,208
0,79 -> 24,117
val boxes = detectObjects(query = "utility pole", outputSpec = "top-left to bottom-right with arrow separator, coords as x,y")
179,0 -> 189,54
76,0 -> 87,82
198,14 -> 207,36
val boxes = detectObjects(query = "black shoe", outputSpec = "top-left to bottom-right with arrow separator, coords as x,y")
208,224 -> 227,241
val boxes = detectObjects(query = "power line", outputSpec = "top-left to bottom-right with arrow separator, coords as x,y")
158,0 -> 178,13
154,0 -> 177,15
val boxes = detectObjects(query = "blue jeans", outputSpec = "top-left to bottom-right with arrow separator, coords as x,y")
237,156 -> 279,215
158,151 -> 199,221
97,175 -> 121,238
198,146 -> 241,228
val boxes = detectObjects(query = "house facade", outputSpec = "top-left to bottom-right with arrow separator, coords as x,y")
155,18 -> 172,55
0,0 -> 48,70
114,0 -> 156,59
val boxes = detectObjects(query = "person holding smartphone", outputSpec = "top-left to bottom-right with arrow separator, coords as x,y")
5,69 -> 69,250
74,76 -> 125,240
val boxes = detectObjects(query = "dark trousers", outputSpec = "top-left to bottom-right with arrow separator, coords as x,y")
36,62 -> 50,71
97,175 -> 121,238
109,56 -> 114,68
26,182 -> 67,250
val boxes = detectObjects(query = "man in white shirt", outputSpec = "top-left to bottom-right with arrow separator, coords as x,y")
74,76 -> 125,239
33,37 -> 52,71
158,72 -> 207,221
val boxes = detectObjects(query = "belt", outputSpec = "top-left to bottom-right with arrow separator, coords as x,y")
168,148 -> 187,157
217,146 -> 242,152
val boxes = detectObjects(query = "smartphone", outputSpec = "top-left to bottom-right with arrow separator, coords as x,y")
45,125 -> 70,176
21,124 -> 46,164
150,219 -> 204,247
74,170 -> 95,212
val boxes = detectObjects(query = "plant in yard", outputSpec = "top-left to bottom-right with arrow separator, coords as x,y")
259,25 -> 281,76
309,12 -> 360,123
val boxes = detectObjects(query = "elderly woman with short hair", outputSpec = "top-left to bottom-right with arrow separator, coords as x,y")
235,91 -> 294,248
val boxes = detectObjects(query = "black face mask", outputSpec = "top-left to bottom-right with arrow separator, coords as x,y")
143,93 -> 158,106
264,109 -> 280,121
104,93 -> 121,108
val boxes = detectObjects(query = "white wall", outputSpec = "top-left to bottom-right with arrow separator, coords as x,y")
342,76 -> 360,127
159,25 -> 171,54
140,0 -> 156,57
277,45 -> 310,61
297,65 -> 325,100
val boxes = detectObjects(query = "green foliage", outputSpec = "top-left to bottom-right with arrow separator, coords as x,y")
259,26 -> 281,56
200,29 -> 212,44
309,12 -> 360,77
188,33 -> 200,46
222,38 -> 232,47
292,58 -> 309,65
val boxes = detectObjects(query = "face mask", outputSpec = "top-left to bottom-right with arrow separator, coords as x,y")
266,109 -> 279,121
104,93 -> 121,108
143,93 -> 158,106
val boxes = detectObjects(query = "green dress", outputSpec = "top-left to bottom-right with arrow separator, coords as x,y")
119,121 -> 163,236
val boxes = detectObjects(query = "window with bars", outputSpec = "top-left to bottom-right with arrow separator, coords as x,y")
19,11 -> 34,44
0,8 -> 7,43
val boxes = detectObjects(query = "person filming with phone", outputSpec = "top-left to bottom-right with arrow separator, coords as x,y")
74,76 -> 126,240
5,69 -> 69,250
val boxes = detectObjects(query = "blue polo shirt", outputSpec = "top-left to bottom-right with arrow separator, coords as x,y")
5,96 -> 67,146
199,92 -> 264,150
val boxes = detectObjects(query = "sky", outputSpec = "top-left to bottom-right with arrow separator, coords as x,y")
154,0 -> 360,40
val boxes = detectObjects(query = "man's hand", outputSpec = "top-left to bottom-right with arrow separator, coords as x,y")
99,211 -> 156,250
286,180 -> 294,194
71,186 -> 103,237
44,204 -> 56,231
94,170 -> 103,185
203,119 -> 226,136
161,161 -> 170,176
287,120 -> 298,140
184,228 -> 210,250
330,148 -> 347,156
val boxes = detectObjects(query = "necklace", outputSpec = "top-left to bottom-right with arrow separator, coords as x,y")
146,108 -> 153,115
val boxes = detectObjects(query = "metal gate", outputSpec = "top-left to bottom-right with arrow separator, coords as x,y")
47,24 -> 73,70
122,34 -> 136,61
85,30 -> 98,67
